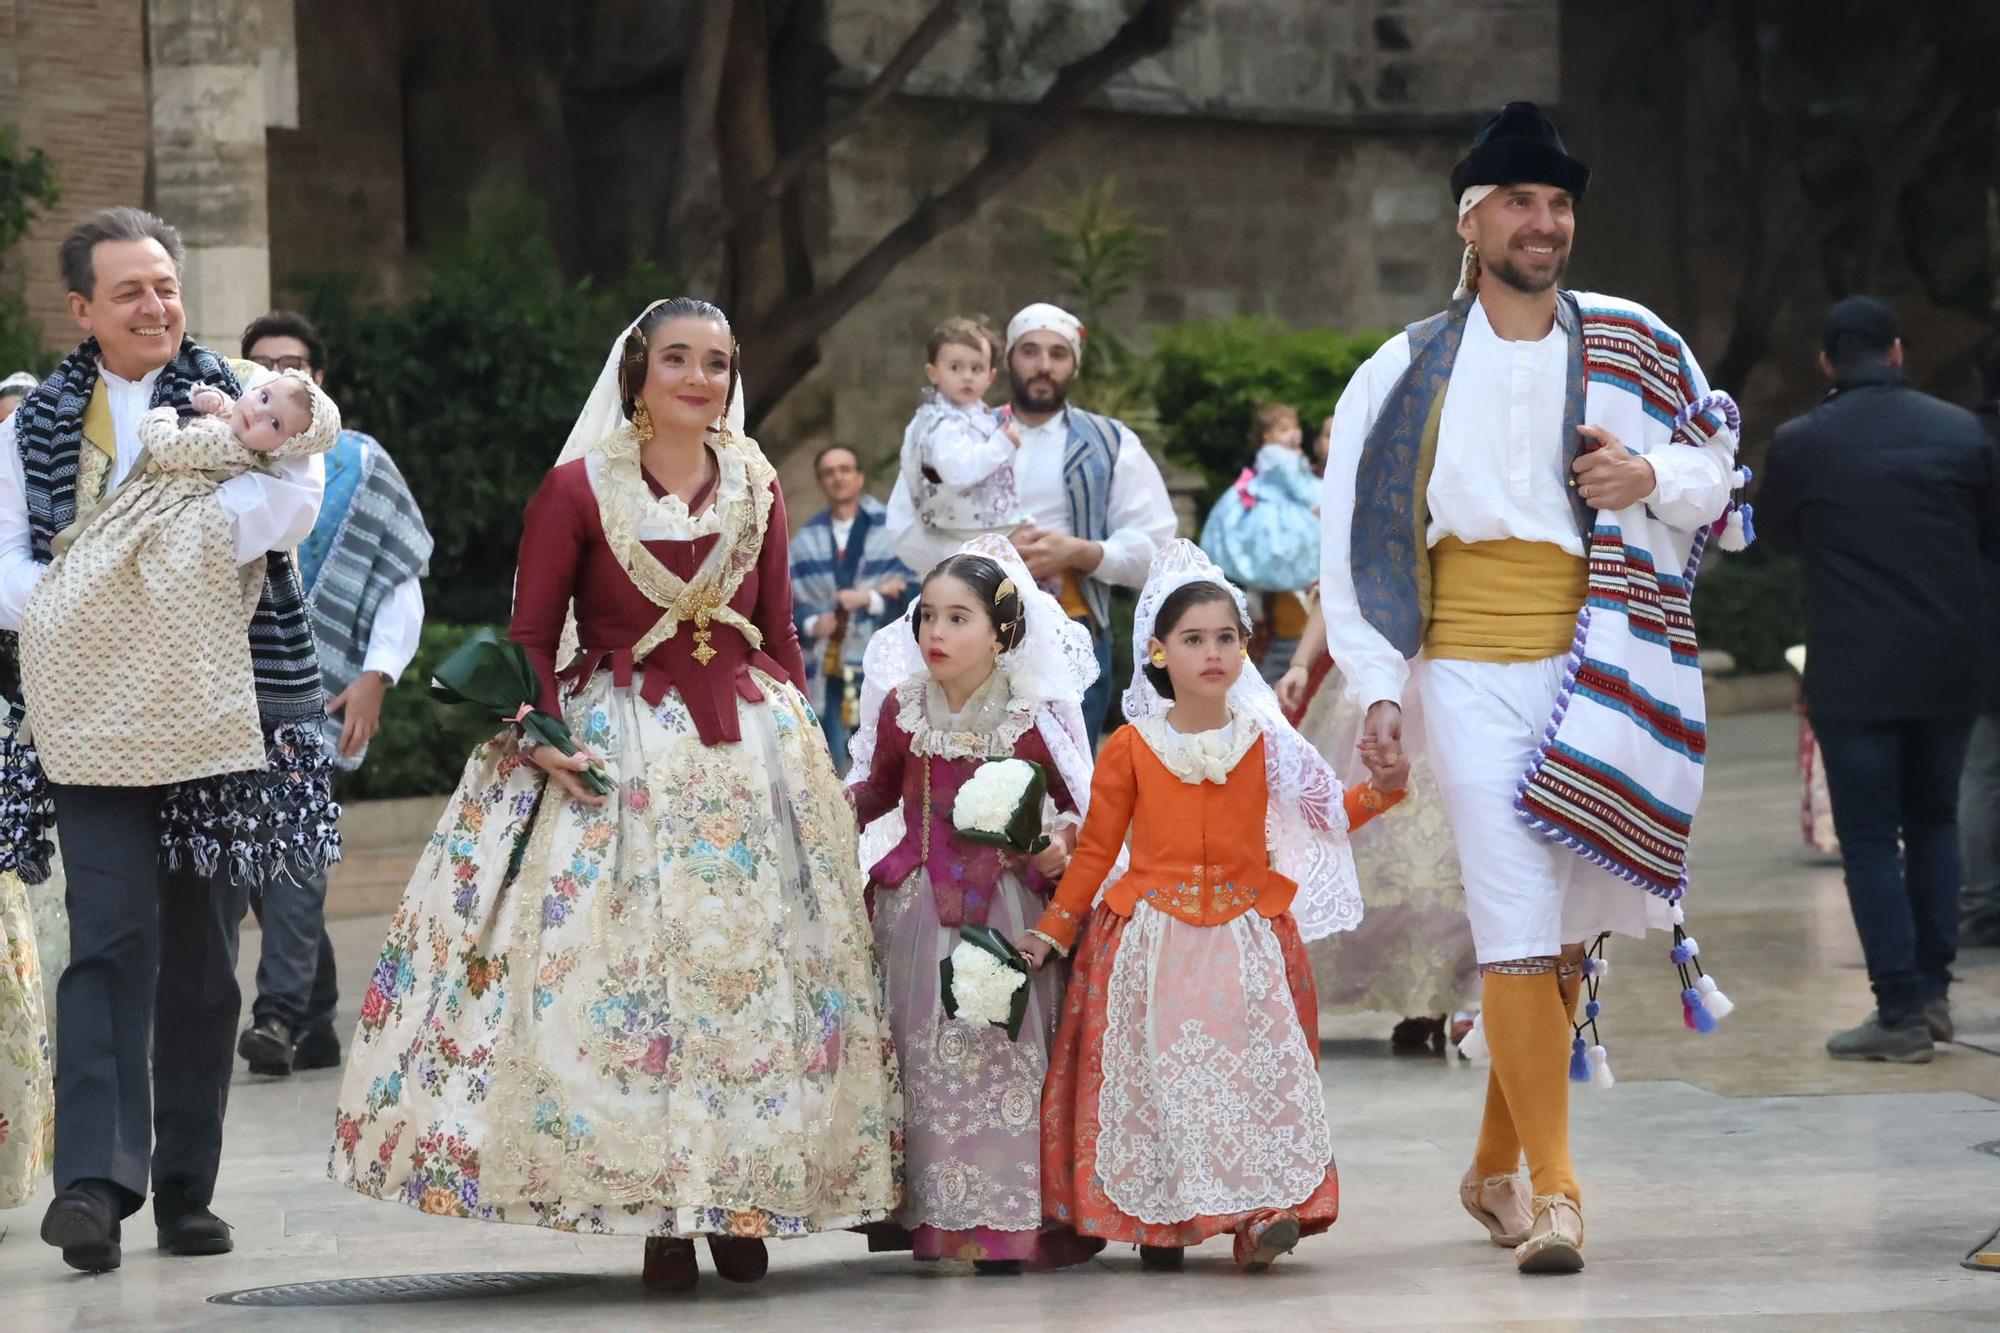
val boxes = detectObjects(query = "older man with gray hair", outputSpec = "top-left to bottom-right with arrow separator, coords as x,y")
0,206 -> 333,1272
886,301 -> 1176,740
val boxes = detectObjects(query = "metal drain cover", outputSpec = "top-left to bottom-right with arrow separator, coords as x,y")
209,1271 -> 595,1307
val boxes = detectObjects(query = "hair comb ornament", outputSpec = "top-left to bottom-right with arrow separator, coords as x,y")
994,577 -> 1017,603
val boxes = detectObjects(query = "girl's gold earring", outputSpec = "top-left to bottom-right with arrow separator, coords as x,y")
1240,645 -> 1250,659
1150,651 -> 1167,668
631,404 -> 654,439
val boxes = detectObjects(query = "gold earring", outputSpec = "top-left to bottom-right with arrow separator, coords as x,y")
1240,645 -> 1250,659
631,404 -> 653,439
1150,650 -> 1167,668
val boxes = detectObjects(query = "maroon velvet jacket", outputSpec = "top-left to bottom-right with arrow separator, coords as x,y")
848,689 -> 1078,927
510,456 -> 808,747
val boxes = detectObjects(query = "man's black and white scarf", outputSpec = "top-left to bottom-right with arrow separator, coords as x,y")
0,337 -> 339,887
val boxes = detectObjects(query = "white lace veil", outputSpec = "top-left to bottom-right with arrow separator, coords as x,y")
557,298 -> 746,469
1127,540 -> 1362,941
543,300 -> 748,662
847,534 -> 1115,881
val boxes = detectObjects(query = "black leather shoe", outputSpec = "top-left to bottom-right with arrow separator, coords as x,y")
238,1016 -> 295,1075
157,1204 -> 234,1256
41,1188 -> 122,1272
291,1025 -> 343,1071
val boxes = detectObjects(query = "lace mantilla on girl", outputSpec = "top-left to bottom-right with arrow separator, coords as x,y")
849,535 -> 1112,884
1125,540 -> 1362,941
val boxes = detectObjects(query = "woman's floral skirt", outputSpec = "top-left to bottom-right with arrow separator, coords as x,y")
0,868 -> 52,1209
329,671 -> 902,1239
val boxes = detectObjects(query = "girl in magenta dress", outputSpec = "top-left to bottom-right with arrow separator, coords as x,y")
846,536 -> 1106,1272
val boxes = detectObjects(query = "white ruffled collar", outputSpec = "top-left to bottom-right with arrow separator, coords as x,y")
897,669 -> 1035,760
588,435 -> 749,542
1133,711 -> 1262,786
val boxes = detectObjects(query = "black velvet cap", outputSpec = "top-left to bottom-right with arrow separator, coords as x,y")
1450,101 -> 1591,202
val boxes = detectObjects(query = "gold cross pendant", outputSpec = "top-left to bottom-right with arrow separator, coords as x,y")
689,606 -> 718,666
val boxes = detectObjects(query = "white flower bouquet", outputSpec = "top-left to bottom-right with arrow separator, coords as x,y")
950,756 -> 1051,856
939,924 -> 1031,1040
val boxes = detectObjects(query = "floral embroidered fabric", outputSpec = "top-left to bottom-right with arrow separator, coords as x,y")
0,870 -> 52,1207
328,669 -> 899,1237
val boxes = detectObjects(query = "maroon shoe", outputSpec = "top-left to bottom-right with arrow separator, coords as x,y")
1232,1210 -> 1301,1273
707,1235 -> 770,1283
642,1236 -> 698,1293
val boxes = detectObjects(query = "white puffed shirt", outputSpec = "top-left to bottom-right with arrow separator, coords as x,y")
1319,299 -> 1734,709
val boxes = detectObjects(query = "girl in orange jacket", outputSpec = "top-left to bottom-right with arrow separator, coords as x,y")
1019,541 -> 1400,1274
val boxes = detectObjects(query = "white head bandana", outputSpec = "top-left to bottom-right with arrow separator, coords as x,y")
1006,302 -> 1086,367
1453,184 -> 1500,300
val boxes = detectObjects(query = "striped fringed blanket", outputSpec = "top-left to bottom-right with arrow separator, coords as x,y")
1513,300 -> 1743,899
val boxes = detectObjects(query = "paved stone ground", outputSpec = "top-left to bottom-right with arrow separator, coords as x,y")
2,709 -> 1996,1329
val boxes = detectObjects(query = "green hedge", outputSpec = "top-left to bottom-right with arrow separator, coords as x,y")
1691,547 -> 1804,676
342,621 -> 503,800
1150,319 -> 1390,503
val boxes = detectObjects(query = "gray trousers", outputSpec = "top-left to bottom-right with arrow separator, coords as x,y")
50,784 -> 250,1218
1961,714 -> 2000,944
250,863 -> 338,1034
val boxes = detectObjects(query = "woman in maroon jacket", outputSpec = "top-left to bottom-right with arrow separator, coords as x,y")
328,299 -> 899,1294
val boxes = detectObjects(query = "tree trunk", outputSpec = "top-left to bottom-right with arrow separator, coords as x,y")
741,0 -> 1195,421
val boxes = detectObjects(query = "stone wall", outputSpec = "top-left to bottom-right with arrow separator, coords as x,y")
0,0 -> 296,356
0,0 -> 150,352
794,0 -> 1559,475
814,98 -> 1469,472
264,0 -> 410,303
827,0 -> 1557,122
150,0 -> 278,350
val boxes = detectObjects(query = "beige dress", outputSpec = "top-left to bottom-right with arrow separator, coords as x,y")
0,869 -> 52,1208
20,407 -> 326,786
1300,663 -> 1479,1019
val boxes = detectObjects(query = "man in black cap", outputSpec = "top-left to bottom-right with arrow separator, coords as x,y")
1759,296 -> 2000,1063
1320,102 -> 1743,1275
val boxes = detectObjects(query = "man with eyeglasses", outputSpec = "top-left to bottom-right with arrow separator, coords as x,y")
235,310 -> 433,1078
791,443 -> 909,771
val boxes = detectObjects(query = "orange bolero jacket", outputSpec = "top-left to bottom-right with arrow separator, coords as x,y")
1032,724 -> 1397,953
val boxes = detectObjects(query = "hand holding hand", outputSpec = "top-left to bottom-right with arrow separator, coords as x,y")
1017,934 -> 1055,969
835,587 -> 872,612
1359,700 -> 1404,787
